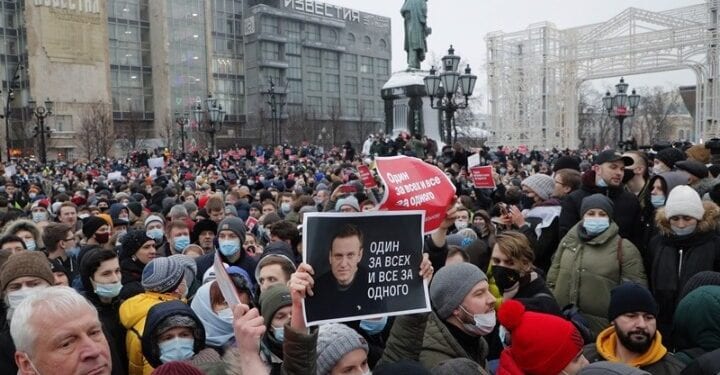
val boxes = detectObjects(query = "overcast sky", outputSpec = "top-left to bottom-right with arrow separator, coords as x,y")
328,0 -> 701,108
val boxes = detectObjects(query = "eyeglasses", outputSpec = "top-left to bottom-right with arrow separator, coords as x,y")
64,237 -> 75,241
554,179 -> 566,186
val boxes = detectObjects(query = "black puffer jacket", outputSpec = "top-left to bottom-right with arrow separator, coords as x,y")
648,201 -> 720,345
559,170 -> 641,248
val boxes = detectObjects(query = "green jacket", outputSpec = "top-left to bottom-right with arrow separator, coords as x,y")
380,312 -> 489,372
547,221 -> 647,336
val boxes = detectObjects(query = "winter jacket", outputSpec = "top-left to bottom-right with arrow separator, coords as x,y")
119,291 -> 179,375
559,170 -> 642,249
584,326 -> 685,375
640,172 -> 689,258
647,202 -> 720,343
523,200 -> 561,273
680,348 -> 720,375
119,257 -> 145,300
379,311 -> 489,371
266,324 -> 317,375
548,221 -> 647,336
85,292 -> 128,375
674,286 -> 720,364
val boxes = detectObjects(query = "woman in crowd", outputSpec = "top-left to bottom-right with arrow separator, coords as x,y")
647,185 -> 720,344
639,171 -> 688,257
548,193 -> 646,337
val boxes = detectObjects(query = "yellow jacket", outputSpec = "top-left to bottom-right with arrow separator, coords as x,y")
119,292 -> 179,375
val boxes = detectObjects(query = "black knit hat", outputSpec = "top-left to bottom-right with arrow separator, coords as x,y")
679,271 -> 720,301
655,147 -> 686,169
608,283 -> 658,321
82,216 -> 108,239
121,229 -> 153,259
127,201 -> 143,217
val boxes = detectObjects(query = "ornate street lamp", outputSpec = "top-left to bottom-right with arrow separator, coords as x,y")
602,77 -> 640,150
424,45 -> 477,143
174,111 -> 189,153
29,97 -> 53,164
192,94 -> 225,154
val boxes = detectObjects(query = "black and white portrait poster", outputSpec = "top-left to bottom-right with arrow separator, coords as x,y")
302,211 -> 431,326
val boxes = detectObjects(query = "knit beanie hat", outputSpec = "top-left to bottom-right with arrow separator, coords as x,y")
655,147 -> 686,169
259,284 -> 292,328
429,263 -> 487,319
141,257 -> 184,293
580,193 -> 614,218
553,155 -> 581,172
96,213 -> 113,228
255,242 -> 296,281
498,300 -> 584,375
82,216 -> 107,239
127,202 -> 143,217
679,271 -> 720,302
217,216 -> 246,245
374,360 -> 432,375
0,252 -> 54,292
152,362 -> 204,375
316,323 -> 369,375
579,362 -> 651,375
608,283 -> 658,321
144,214 -> 165,228
121,230 -> 153,258
521,174 -> 555,201
335,195 -> 360,212
664,185 -> 704,220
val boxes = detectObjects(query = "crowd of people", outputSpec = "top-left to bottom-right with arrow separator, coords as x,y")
1,137 -> 720,374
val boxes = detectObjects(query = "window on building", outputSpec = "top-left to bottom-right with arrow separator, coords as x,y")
306,72 -> 321,91
347,33 -> 356,45
286,42 -> 301,55
376,58 -> 389,75
361,100 -> 374,117
379,39 -> 388,50
287,79 -> 302,104
287,55 -> 302,79
285,20 -> 301,41
260,68 -> 282,86
306,24 -> 320,41
363,36 -> 372,48
360,56 -> 373,74
306,96 -> 322,115
262,15 -> 279,34
344,54 -> 357,72
325,74 -> 339,93
261,42 -> 280,61
304,48 -> 321,67
53,115 -> 72,132
345,99 -> 359,116
345,76 -> 358,95
322,27 -> 338,43
361,78 -> 374,96
323,51 -> 338,70
327,97 -> 341,114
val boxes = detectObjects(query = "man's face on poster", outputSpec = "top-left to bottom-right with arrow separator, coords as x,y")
329,235 -> 363,287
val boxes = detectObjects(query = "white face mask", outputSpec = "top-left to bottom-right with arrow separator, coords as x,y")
455,220 -> 468,230
217,308 -> 234,323
6,287 -> 39,309
459,305 -> 496,336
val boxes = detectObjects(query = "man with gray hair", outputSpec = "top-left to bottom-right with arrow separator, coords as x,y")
11,286 -> 112,374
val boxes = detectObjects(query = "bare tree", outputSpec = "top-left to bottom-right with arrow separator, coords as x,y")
634,86 -> 682,143
159,115 -> 174,149
116,111 -> 147,151
78,103 -> 114,160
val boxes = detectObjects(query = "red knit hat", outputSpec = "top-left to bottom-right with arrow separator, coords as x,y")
497,300 -> 584,375
198,195 -> 209,209
151,362 -> 204,375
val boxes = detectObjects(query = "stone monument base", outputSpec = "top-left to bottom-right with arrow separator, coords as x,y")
381,69 -> 443,146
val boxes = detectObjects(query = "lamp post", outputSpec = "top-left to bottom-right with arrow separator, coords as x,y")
602,77 -> 641,150
4,64 -> 22,162
174,111 -> 189,152
28,98 -> 53,165
192,94 -> 225,155
423,45 -> 477,144
266,78 -> 286,146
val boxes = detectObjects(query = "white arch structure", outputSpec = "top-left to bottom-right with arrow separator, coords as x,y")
485,0 -> 719,149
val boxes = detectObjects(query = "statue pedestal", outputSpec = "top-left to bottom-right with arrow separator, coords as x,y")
381,69 -> 442,145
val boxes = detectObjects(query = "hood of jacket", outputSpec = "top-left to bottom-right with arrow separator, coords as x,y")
650,171 -> 689,196
579,362 -> 651,375
654,201 -> 720,236
108,203 -> 127,221
2,218 -> 43,248
141,300 -> 206,368
674,285 -> 720,352
119,291 -> 178,332
595,326 -> 667,368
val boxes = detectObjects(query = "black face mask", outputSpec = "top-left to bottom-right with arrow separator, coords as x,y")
491,265 -> 521,293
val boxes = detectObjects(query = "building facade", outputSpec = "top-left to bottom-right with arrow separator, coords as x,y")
1,0 -> 391,161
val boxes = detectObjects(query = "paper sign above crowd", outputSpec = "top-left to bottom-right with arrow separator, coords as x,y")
357,165 -> 377,188
375,156 -> 456,233
470,165 -> 496,189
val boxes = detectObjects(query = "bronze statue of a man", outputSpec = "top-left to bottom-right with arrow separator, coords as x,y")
401,0 -> 431,70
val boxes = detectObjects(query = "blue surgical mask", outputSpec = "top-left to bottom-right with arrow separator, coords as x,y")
583,217 -> 610,235
24,239 -> 36,251
272,325 -> 285,342
650,195 -> 666,208
94,281 -> 122,299
68,246 -> 81,258
217,308 -> 234,323
158,337 -> 195,364
174,235 -> 190,252
671,223 -> 697,237
359,316 -> 388,335
31,212 -> 47,223
146,228 -> 164,241
218,239 -> 240,257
